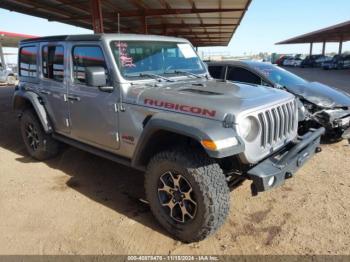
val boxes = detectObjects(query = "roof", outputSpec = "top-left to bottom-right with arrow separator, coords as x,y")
276,20 -> 350,45
0,31 -> 38,47
0,0 -> 251,47
20,33 -> 190,44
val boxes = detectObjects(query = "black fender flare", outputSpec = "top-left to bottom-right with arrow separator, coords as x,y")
131,113 -> 244,168
13,90 -> 52,133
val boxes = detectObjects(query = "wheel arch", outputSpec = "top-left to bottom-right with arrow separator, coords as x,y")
13,91 -> 52,133
132,113 -> 244,169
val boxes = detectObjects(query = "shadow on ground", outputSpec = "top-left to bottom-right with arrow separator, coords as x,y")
0,86 -> 171,239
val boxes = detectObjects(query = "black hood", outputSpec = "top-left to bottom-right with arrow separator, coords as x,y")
286,82 -> 350,108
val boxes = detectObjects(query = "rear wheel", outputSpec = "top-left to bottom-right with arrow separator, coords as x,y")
20,110 -> 60,160
145,148 -> 230,243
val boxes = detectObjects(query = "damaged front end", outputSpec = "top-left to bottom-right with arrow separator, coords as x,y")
299,99 -> 350,140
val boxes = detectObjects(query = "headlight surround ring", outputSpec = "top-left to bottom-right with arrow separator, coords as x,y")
239,116 -> 260,142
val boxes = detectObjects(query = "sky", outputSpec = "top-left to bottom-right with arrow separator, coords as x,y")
1,0 -> 350,62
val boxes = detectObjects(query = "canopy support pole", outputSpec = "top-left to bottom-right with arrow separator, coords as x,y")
90,0 -> 104,33
309,42 -> 313,56
322,41 -> 326,55
339,40 -> 343,55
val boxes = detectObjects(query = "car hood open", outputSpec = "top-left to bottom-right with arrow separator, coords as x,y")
286,82 -> 350,108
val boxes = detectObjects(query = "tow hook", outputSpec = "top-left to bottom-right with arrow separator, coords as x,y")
315,147 -> 322,153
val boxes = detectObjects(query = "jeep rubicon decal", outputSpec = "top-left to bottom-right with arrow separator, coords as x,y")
144,98 -> 217,117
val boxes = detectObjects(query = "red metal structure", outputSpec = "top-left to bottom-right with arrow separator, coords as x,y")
0,0 -> 252,47
0,31 -> 37,68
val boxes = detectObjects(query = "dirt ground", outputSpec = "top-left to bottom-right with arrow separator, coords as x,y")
0,79 -> 350,255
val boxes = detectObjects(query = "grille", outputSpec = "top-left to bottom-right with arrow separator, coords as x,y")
258,100 -> 297,148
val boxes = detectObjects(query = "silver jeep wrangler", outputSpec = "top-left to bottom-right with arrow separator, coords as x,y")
13,34 -> 324,243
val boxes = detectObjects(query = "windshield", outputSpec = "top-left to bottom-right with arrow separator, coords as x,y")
110,41 -> 206,80
253,63 -> 307,87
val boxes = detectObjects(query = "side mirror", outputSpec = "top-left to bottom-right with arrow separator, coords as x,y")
85,66 -> 113,92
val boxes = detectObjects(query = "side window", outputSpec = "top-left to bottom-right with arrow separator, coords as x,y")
208,65 -> 224,79
42,45 -> 64,82
72,46 -> 108,85
19,46 -> 37,77
227,66 -> 261,85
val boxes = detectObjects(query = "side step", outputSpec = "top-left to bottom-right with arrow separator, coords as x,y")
52,133 -> 145,172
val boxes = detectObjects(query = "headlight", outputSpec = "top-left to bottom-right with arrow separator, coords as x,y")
239,116 -> 260,142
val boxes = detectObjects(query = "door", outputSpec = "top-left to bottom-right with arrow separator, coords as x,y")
68,44 -> 120,150
39,43 -> 70,133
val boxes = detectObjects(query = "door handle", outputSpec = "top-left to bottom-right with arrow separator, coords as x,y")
67,95 -> 81,101
40,90 -> 51,95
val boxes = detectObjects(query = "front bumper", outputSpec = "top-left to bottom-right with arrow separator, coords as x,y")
247,127 -> 325,194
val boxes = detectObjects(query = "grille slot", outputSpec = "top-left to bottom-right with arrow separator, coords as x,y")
258,100 -> 297,148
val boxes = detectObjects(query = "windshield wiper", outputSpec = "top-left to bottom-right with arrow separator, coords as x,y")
139,73 -> 174,82
165,70 -> 202,79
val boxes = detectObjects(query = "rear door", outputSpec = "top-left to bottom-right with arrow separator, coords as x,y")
38,43 -> 70,134
67,43 -> 120,151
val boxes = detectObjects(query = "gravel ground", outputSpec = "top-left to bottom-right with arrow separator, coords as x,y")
0,74 -> 349,255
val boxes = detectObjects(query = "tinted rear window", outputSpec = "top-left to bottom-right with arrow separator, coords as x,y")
19,46 -> 37,77
42,45 -> 64,82
227,66 -> 261,85
208,65 -> 224,79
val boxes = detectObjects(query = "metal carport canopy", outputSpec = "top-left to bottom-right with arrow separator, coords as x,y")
276,20 -> 350,55
0,0 -> 252,47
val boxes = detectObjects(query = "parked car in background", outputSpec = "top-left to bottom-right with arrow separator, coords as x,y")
323,54 -> 350,70
286,55 -> 304,67
207,60 -> 350,140
279,55 -> 304,67
0,62 -> 17,85
276,55 -> 292,66
282,57 -> 294,66
300,55 -> 323,67
314,55 -> 332,67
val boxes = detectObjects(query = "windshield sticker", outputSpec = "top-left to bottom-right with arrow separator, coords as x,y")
116,42 -> 136,68
177,44 -> 197,58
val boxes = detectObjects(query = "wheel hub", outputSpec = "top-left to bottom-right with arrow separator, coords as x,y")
157,171 -> 197,223
172,189 -> 183,203
25,123 -> 40,151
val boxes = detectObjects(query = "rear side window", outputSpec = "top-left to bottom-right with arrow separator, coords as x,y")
208,65 -> 224,79
226,66 -> 261,85
42,45 -> 64,82
19,46 -> 37,77
72,46 -> 108,85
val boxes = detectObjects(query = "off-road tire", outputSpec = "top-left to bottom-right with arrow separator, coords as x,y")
145,148 -> 230,243
20,110 -> 60,160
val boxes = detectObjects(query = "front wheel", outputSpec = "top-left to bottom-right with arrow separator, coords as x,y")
145,148 -> 230,243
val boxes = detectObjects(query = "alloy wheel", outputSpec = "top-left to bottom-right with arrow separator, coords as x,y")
25,123 -> 40,151
157,171 -> 197,223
